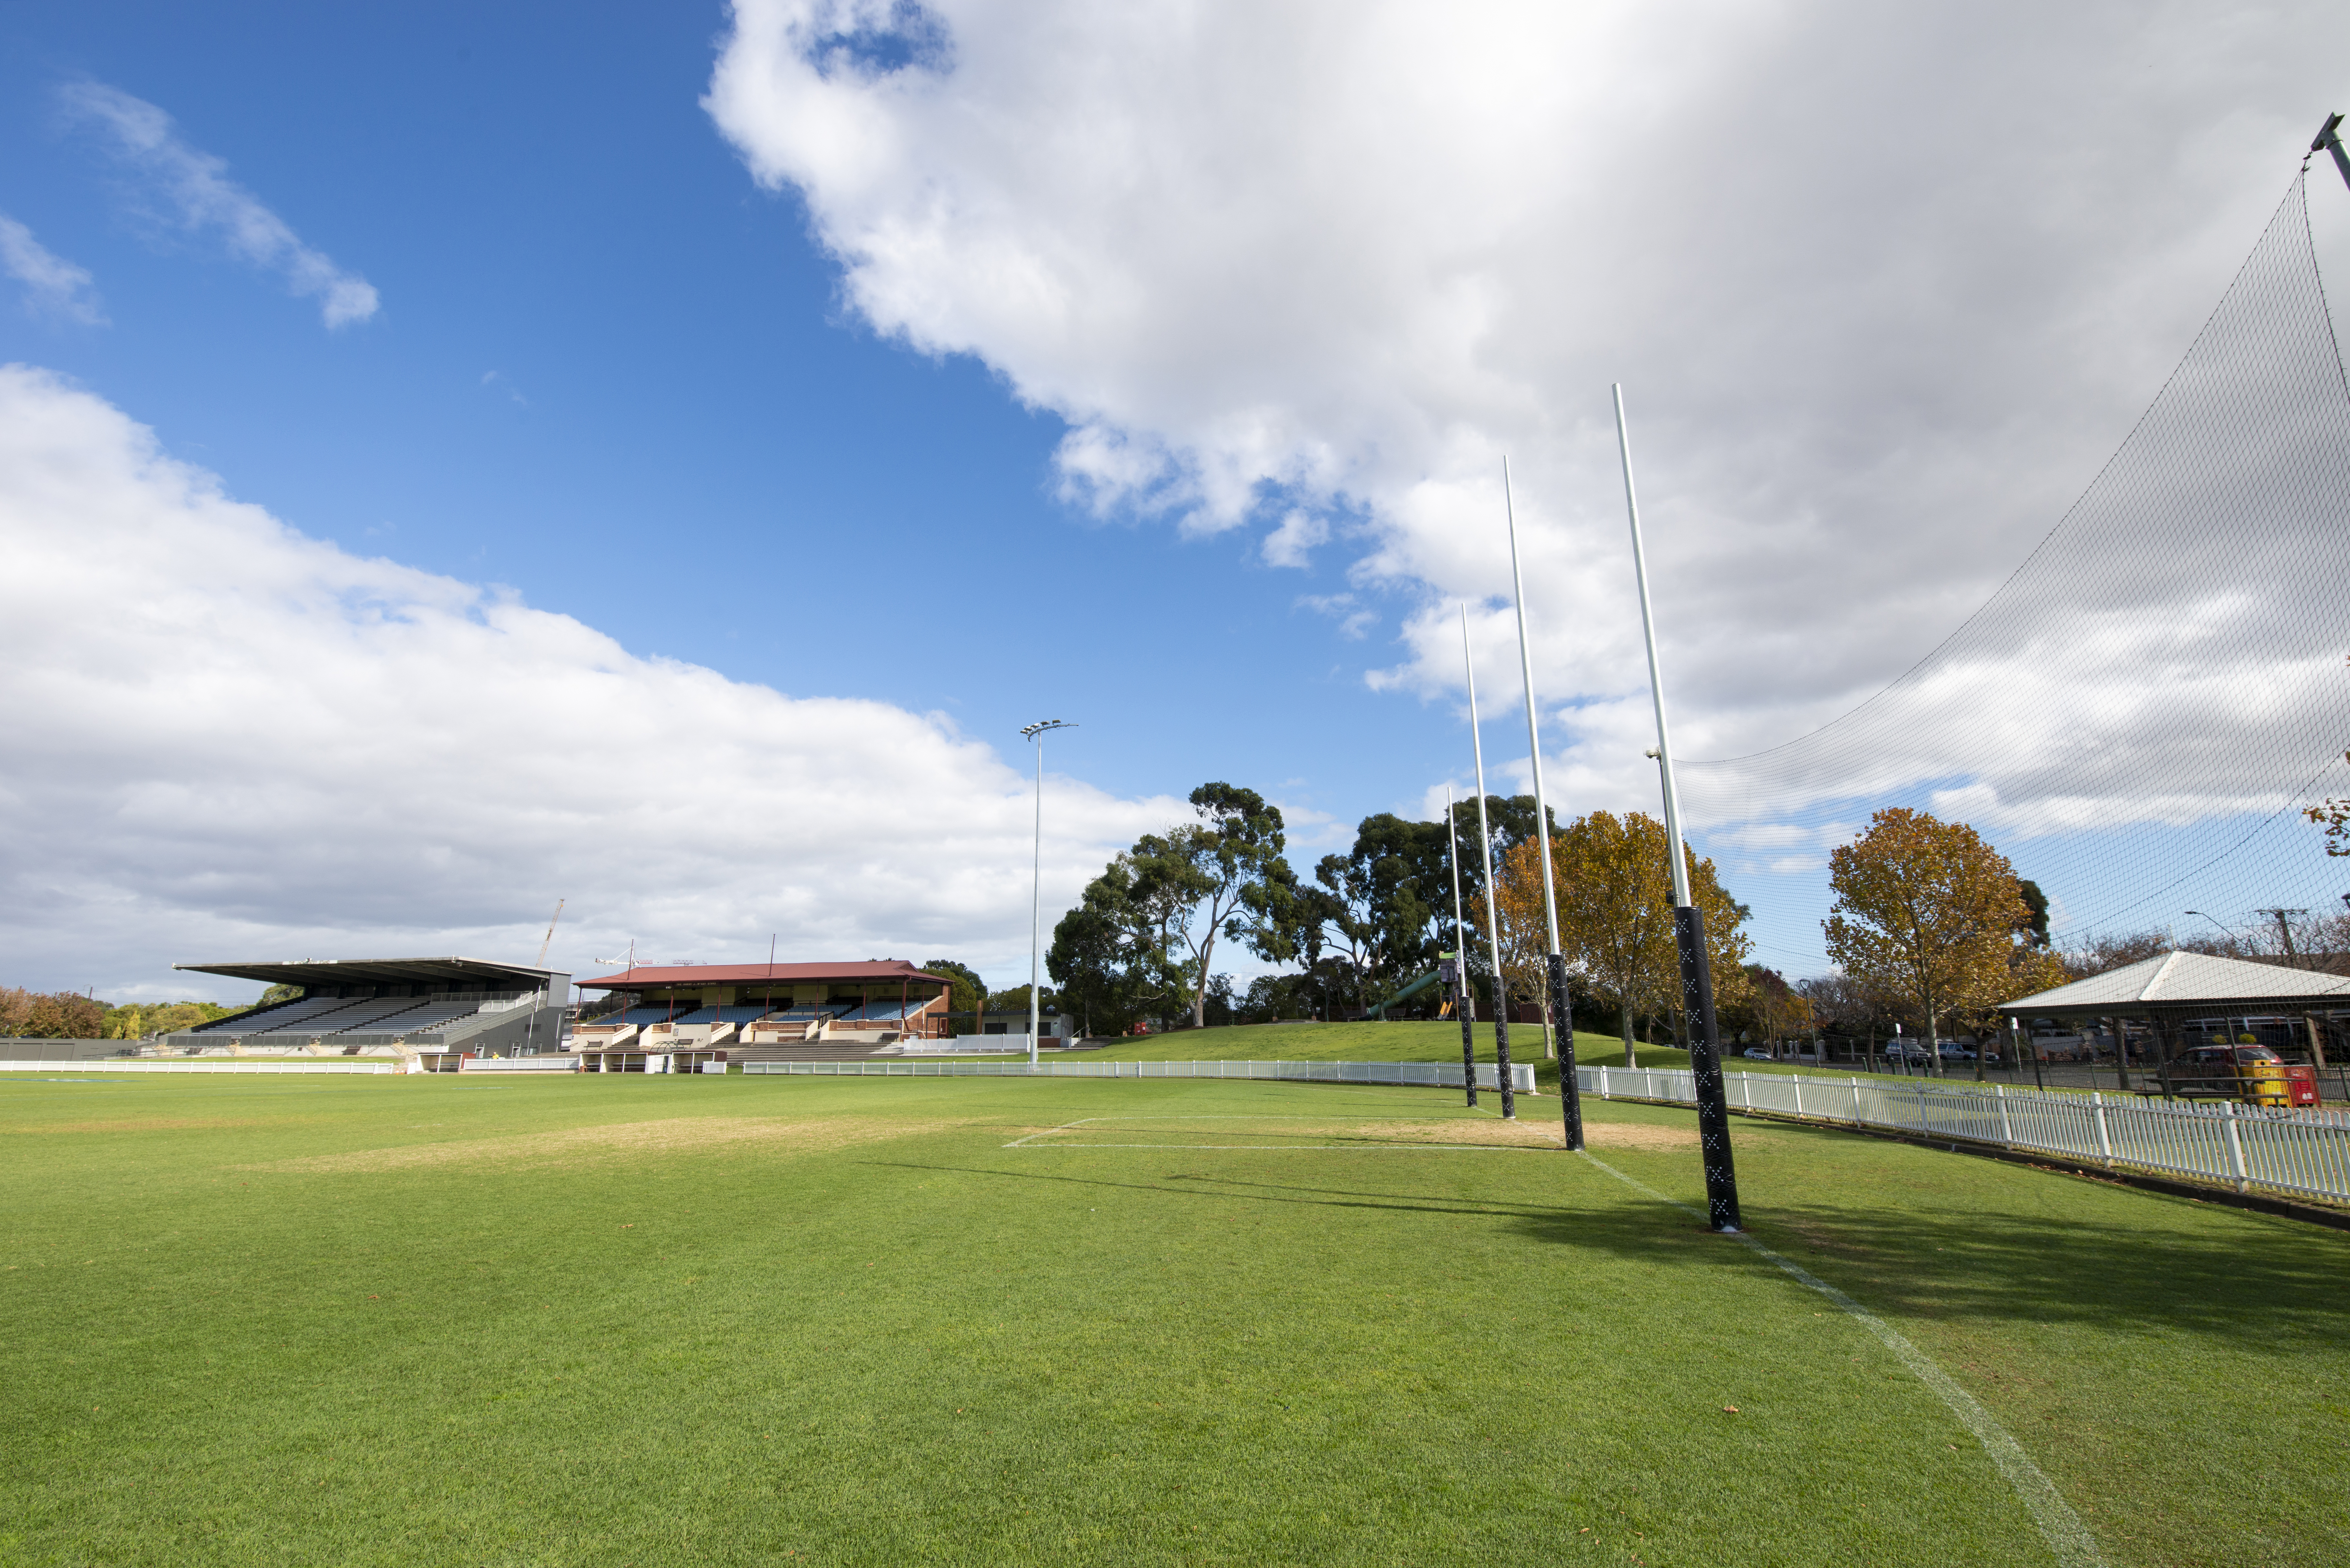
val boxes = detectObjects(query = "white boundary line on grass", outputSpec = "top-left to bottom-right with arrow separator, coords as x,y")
1577,1151 -> 2105,1568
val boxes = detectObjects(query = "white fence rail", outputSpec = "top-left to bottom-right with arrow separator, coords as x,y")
743,1058 -> 1538,1091
0,1059 -> 398,1075
1580,1064 -> 2350,1206
456,1056 -> 579,1072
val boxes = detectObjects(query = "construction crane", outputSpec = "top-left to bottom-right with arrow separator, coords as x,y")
535,899 -> 566,968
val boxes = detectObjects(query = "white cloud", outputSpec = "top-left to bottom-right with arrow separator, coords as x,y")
0,215 -> 107,325
704,0 -> 2350,842
61,81 -> 379,328
0,365 -> 1183,1000
1261,509 -> 1327,569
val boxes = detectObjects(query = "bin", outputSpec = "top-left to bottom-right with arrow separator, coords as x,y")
2241,1059 -> 2291,1109
2284,1063 -> 2322,1108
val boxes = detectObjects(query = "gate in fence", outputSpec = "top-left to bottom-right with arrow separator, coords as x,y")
1579,1064 -> 2350,1206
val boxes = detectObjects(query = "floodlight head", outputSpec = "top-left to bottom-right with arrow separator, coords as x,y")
2315,111 -> 2345,153
1019,719 -> 1075,740
1643,747 -> 1660,758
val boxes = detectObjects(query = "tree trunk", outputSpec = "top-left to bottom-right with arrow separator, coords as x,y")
1190,926 -> 1217,1030
1621,1004 -> 1636,1069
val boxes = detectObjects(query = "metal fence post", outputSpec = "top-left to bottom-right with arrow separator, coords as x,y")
1849,1075 -> 1862,1127
2092,1092 -> 2113,1169
1791,1075 -> 1804,1120
1995,1083 -> 2012,1148
2222,1101 -> 2250,1193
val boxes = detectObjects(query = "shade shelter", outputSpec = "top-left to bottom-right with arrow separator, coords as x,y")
1998,950 -> 2350,1096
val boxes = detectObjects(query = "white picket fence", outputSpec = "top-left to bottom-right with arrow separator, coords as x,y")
743,1058 -> 1539,1091
0,1059 -> 398,1075
1579,1064 -> 2350,1206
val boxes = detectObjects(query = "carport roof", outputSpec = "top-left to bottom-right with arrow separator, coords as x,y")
1998,950 -> 2350,1018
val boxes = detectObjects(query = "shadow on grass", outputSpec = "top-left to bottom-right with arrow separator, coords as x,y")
877,1159 -> 2350,1348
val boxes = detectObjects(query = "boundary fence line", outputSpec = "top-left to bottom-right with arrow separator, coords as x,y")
1581,1064 -> 2350,1207
0,1059 -> 397,1076
741,1059 -> 1538,1091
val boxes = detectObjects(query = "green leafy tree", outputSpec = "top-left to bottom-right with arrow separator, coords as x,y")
1170,783 -> 1291,1028
922,959 -> 988,1023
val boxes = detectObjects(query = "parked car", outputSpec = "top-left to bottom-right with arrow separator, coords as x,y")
1741,1047 -> 1773,1061
1880,1042 -> 1930,1063
1936,1041 -> 1976,1062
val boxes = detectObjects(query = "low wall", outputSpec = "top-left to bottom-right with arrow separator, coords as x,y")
0,1039 -> 131,1061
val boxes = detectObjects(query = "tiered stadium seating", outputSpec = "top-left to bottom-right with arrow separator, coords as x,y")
831,1001 -> 928,1025
190,995 -> 360,1034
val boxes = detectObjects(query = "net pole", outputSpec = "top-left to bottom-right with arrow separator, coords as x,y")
1445,782 -> 1479,1107
1461,606 -> 1517,1120
1502,462 -> 1583,1149
1614,385 -> 1741,1231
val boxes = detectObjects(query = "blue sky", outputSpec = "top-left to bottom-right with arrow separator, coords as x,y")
0,2 -> 1409,828
2,1 -> 2347,1000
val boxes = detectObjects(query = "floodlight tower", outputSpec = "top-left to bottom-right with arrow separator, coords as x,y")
2313,113 -> 2350,194
1614,385 -> 1742,1233
1021,720 -> 1075,1066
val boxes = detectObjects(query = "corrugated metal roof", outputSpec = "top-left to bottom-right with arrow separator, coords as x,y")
578,960 -> 944,990
175,956 -> 563,989
1999,950 -> 2350,1015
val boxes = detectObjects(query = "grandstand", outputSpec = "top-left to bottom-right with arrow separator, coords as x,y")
573,959 -> 951,1069
162,956 -> 569,1059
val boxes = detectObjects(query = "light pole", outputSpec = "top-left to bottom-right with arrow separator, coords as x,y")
2184,910 -> 2245,947
1615,384 -> 1741,1233
1021,720 -> 1074,1067
1501,462 -> 1584,1150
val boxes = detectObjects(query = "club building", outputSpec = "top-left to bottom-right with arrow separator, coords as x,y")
570,959 -> 962,1071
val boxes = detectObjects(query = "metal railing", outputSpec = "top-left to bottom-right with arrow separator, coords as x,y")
1580,1064 -> 2350,1206
741,1058 -> 1538,1091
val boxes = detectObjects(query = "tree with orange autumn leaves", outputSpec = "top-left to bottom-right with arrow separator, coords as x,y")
1491,810 -> 1749,1063
1824,807 -> 2069,1079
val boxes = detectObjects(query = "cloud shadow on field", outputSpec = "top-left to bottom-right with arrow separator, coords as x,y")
877,1157 -> 2350,1349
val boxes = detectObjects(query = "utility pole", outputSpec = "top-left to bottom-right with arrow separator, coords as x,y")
1615,385 -> 1741,1232
2256,907 -> 2311,968
1501,465 -> 1584,1150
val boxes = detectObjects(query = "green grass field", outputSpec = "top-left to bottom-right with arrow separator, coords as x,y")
4,1069 -> 2343,1566
1083,1020 -> 1910,1086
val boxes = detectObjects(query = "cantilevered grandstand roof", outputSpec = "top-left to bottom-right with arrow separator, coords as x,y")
1999,950 -> 2350,1018
174,956 -> 563,991
580,960 -> 943,990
